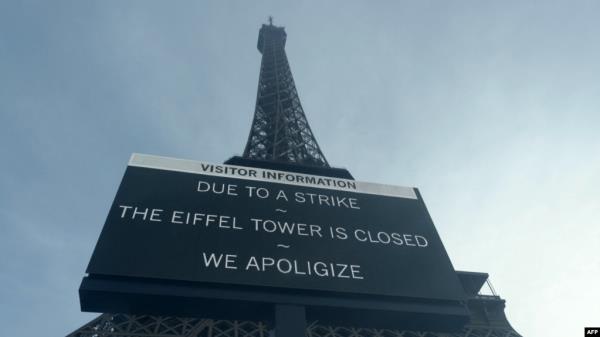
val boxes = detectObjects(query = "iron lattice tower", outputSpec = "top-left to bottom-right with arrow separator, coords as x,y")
68,20 -> 521,337
243,19 -> 329,167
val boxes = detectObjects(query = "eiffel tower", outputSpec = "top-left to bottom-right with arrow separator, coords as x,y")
68,19 -> 521,337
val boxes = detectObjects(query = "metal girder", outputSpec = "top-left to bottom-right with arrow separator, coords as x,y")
67,315 -> 521,337
66,314 -> 270,337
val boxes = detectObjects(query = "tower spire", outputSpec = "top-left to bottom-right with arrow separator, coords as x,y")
242,21 -> 329,167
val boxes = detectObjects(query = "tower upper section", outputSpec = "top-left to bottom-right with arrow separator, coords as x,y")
242,21 -> 329,167
257,22 -> 286,53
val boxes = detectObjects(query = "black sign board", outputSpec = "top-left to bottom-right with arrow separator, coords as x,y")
86,154 -> 465,304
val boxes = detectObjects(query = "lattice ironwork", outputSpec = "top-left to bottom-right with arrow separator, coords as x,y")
68,315 -> 521,337
242,20 -> 329,167
306,322 -> 521,337
67,314 -> 270,337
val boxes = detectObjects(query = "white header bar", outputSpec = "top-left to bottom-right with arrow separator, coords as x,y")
129,153 -> 417,199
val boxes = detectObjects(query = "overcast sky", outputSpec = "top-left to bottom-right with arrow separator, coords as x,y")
1,1 -> 599,336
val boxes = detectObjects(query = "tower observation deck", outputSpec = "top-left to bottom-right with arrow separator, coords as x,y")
68,20 -> 521,337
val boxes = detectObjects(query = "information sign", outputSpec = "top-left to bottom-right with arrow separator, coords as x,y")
87,153 -> 465,301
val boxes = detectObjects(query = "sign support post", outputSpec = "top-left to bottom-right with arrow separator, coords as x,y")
275,304 -> 306,337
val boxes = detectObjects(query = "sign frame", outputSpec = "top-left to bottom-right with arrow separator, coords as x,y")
80,153 -> 469,330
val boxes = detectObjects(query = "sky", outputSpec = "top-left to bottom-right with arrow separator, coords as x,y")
1,1 -> 599,336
